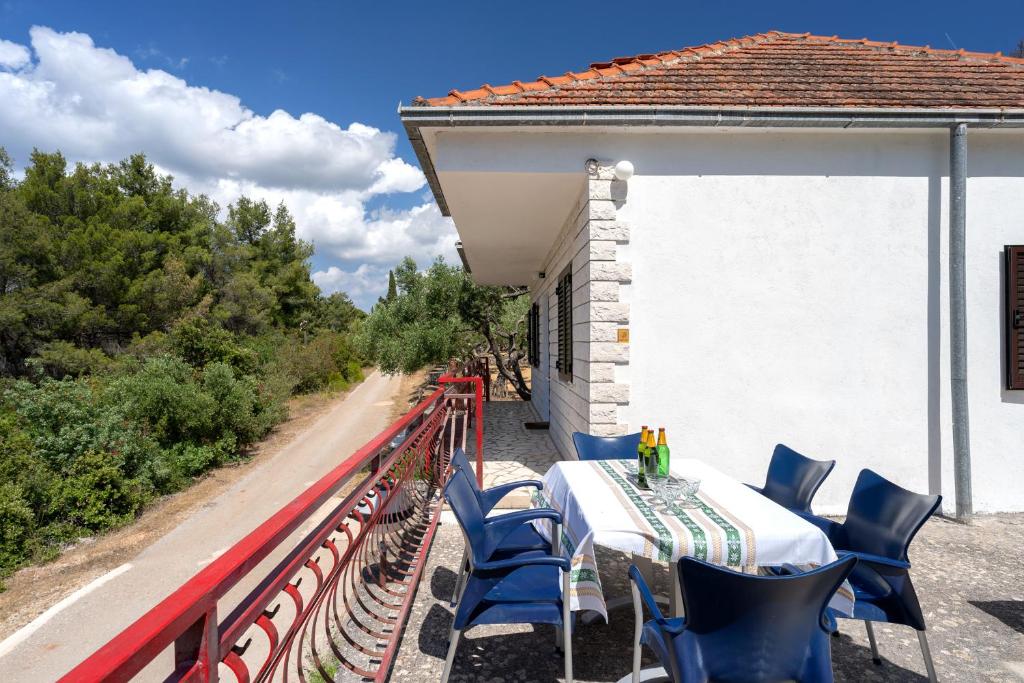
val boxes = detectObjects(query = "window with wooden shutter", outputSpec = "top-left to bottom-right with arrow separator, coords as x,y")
1006,245 -> 1024,390
556,267 -> 573,382
527,302 -> 540,368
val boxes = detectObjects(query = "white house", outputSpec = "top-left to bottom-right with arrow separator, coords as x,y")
400,31 -> 1024,515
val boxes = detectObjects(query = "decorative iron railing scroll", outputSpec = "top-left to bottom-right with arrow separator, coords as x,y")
60,375 -> 484,683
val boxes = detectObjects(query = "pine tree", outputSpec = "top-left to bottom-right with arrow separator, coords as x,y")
386,270 -> 397,302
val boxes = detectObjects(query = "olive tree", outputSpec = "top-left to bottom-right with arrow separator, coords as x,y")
357,257 -> 532,399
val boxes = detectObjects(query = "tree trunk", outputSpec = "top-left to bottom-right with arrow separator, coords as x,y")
482,325 -> 531,401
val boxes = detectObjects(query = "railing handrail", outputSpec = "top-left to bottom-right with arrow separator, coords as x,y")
60,384 -> 454,682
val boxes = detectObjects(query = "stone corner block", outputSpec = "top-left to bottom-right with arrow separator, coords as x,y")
590,423 -> 630,437
590,382 -> 630,404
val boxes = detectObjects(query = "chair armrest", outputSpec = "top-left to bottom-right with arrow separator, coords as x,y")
628,565 -> 684,635
745,483 -> 764,495
483,508 -> 562,550
483,507 -> 561,527
476,554 -> 571,572
479,480 -> 543,514
837,549 -> 910,570
822,607 -> 839,633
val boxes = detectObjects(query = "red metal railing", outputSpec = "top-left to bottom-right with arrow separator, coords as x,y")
60,376 -> 483,682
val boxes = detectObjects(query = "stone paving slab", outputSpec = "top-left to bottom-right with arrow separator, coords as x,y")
390,513 -> 1024,682
471,401 -> 562,509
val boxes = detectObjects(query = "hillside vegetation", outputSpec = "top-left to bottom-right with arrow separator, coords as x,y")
0,149 -> 365,586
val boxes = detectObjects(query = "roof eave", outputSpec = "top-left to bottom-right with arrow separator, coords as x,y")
401,104 -> 1024,218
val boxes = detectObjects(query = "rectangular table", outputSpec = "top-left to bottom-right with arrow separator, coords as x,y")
531,458 -> 854,621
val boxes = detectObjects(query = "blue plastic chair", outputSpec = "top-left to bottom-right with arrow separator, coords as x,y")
630,555 -> 857,683
449,448 -> 544,516
442,468 -> 573,682
571,431 -> 642,460
747,444 -> 835,516
447,449 -> 551,605
802,469 -> 941,681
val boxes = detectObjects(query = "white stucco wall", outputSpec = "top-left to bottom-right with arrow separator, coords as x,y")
963,134 -> 1024,513
611,129 -> 1024,514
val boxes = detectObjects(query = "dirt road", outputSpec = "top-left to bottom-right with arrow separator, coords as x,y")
0,370 -> 403,682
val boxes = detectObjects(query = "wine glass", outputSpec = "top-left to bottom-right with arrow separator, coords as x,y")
677,478 -> 701,508
649,472 -> 668,504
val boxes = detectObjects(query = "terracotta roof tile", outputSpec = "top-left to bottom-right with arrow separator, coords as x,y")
412,31 -> 1024,109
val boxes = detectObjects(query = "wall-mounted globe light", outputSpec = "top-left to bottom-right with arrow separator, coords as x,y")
613,160 -> 635,181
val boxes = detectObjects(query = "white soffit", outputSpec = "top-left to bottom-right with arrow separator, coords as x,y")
428,129 -> 586,285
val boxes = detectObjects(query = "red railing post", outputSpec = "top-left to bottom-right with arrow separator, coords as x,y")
474,377 -> 484,487
174,607 -> 218,682
439,375 -> 484,488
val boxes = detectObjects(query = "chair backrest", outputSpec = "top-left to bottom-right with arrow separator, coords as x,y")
675,555 -> 857,683
571,431 -> 642,461
840,469 -> 942,561
449,447 -> 485,501
449,447 -> 473,480
760,444 -> 836,513
442,467 -> 493,566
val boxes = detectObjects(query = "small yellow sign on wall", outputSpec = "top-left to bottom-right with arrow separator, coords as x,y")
617,327 -> 629,343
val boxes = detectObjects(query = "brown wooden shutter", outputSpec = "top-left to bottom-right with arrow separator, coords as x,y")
556,268 -> 573,381
1006,246 -> 1024,390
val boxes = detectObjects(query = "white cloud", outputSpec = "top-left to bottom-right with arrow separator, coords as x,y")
313,264 -> 390,301
0,38 -> 29,69
0,26 -> 456,309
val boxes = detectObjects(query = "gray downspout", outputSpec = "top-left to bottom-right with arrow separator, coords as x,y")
949,123 -> 972,520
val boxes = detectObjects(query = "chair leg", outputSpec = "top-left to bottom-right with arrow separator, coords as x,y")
440,629 -> 461,683
563,569 -> 573,683
450,546 -> 468,607
554,522 -> 566,653
864,621 -> 881,665
631,580 -> 643,683
917,629 -> 938,682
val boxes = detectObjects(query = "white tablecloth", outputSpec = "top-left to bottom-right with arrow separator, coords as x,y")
531,458 -> 854,621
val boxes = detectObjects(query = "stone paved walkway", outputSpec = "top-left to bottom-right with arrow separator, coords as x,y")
474,400 -> 562,508
391,513 -> 1024,682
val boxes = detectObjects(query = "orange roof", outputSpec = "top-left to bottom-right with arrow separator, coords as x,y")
413,31 -> 1024,109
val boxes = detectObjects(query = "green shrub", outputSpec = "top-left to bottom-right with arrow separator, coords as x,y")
34,340 -> 111,378
57,452 -> 145,531
344,360 -> 364,384
7,376 -> 159,477
280,331 -> 365,393
164,435 -> 236,480
124,331 -> 171,361
0,482 -> 35,577
0,410 -> 58,523
108,356 -> 216,445
201,362 -> 271,444
170,318 -> 260,374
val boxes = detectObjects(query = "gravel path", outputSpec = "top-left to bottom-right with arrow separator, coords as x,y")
392,512 -> 1024,682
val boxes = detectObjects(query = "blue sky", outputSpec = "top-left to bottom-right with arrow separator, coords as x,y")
1,0 -> 1022,307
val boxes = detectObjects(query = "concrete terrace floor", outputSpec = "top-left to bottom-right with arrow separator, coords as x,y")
391,512 -> 1024,682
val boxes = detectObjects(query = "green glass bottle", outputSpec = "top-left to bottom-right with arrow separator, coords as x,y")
637,425 -> 649,488
656,427 -> 670,477
646,429 -> 658,480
